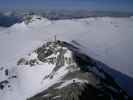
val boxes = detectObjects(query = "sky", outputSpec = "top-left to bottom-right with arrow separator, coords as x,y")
0,0 -> 133,12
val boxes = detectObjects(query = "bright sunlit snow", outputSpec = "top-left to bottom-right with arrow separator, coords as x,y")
0,16 -> 133,100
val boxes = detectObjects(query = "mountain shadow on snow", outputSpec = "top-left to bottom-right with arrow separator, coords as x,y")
23,40 -> 133,100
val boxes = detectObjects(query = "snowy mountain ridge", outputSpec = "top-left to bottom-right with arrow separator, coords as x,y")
23,15 -> 50,25
0,15 -> 133,99
0,40 -> 132,100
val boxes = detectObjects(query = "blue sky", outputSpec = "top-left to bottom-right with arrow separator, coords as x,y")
0,0 -> 133,12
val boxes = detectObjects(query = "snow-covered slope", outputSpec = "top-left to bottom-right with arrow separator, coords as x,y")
0,40 -> 132,100
0,15 -> 133,99
0,16 -> 133,77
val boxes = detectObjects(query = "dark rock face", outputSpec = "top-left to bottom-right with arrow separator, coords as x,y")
79,84 -> 128,100
0,80 -> 9,90
27,40 -> 132,100
0,66 -> 17,90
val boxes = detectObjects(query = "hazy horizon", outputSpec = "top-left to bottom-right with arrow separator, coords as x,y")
0,0 -> 133,13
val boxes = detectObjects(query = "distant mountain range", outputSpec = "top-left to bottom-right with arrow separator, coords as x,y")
0,10 -> 133,27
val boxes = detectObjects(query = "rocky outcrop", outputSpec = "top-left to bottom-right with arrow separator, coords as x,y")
25,40 -> 132,100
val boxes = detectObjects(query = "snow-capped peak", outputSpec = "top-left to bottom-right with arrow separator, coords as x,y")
23,15 -> 50,25
1,40 -> 131,100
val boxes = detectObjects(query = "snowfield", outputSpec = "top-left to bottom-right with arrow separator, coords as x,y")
0,16 -> 133,100
0,16 -> 133,77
